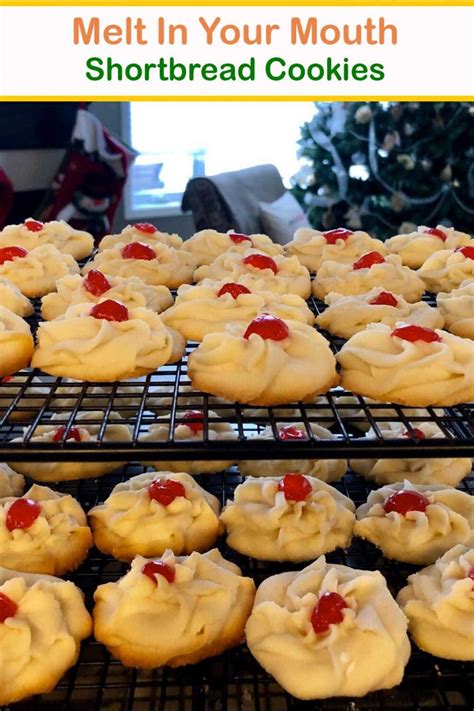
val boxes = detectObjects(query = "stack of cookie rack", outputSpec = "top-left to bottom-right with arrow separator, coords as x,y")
1,294 -> 473,711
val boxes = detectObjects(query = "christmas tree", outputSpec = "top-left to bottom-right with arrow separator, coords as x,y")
293,102 -> 474,238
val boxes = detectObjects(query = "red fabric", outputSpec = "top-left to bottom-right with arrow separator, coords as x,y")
0,169 -> 13,228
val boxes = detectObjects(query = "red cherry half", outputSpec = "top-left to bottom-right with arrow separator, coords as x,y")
278,473 -> 312,502
134,223 -> 157,234
311,592 -> 348,634
422,227 -> 446,241
279,425 -> 307,441
121,242 -> 156,260
243,314 -> 289,341
1,376 -> 13,383
90,299 -> 129,323
182,410 -> 204,434
403,428 -> 426,440
243,253 -> 277,274
0,592 -> 18,623
83,269 -> 112,297
141,560 -> 175,584
352,251 -> 385,270
323,228 -> 353,244
23,219 -> 44,232
148,479 -> 186,507
217,283 -> 251,299
455,246 -> 474,260
6,498 -> 41,532
52,426 -> 82,442
229,232 -> 252,245
0,246 -> 28,265
391,324 -> 441,343
383,490 -> 429,515
370,291 -> 398,307
467,568 -> 474,582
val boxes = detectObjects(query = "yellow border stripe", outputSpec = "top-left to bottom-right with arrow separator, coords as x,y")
2,1 -> 474,5
2,96 -> 473,101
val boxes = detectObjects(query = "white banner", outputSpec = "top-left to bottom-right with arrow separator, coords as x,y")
0,5 -> 473,97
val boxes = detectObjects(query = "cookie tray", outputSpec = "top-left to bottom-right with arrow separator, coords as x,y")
1,295 -> 473,462
5,465 -> 474,711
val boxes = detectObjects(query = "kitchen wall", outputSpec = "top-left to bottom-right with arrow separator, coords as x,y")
90,102 -> 195,238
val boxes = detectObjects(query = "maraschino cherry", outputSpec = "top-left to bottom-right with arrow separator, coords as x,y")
323,228 -> 353,244
229,233 -> 252,245
310,592 -> 348,634
52,426 -> 82,442
23,219 -> 44,232
422,227 -> 446,241
83,269 -> 112,297
467,568 -> 474,583
279,425 -> 307,441
243,253 -> 278,274
6,498 -> 41,532
121,242 -> 155,260
278,473 -> 312,502
403,428 -> 426,440
148,479 -> 186,506
0,246 -> 28,265
0,592 -> 18,623
352,251 -> 385,270
90,299 -> 129,322
243,314 -> 289,341
141,560 -> 175,584
391,324 -> 441,343
217,283 -> 251,299
182,410 -> 204,434
383,490 -> 429,515
455,246 -> 474,260
134,223 -> 157,234
370,291 -> 398,307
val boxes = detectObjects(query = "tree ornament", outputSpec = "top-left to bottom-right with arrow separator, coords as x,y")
354,105 -> 372,124
382,132 -> 400,151
397,154 -> 415,171
390,192 -> 407,212
440,164 -> 452,182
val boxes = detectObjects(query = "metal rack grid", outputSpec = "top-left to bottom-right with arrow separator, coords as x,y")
1,295 -> 473,461
6,465 -> 474,711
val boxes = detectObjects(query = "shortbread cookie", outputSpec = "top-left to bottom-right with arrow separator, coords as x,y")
0,277 -> 33,317
286,227 -> 385,272
0,567 -> 92,706
154,384 -> 234,417
0,372 -> 49,422
312,252 -> 425,303
384,225 -> 472,268
354,480 -> 474,564
32,301 -> 185,381
316,288 -> 443,339
161,279 -> 314,341
0,484 -> 92,574
0,464 -> 24,498
93,549 -> 256,667
98,223 -> 183,251
140,410 -> 237,474
418,245 -> 474,292
194,250 -> 311,298
189,315 -> 339,406
52,378 -> 162,415
245,394 -> 335,423
221,475 -> 355,562
0,218 -> 94,260
41,271 -> 173,320
437,279 -> 474,339
397,545 -> 474,660
182,229 -> 283,266
89,471 -> 221,561
332,395 -> 444,433
0,307 -> 34,377
246,556 -> 410,699
350,422 -> 472,486
84,241 -> 196,288
9,411 -> 132,481
239,423 -> 347,482
0,244 -> 79,298
337,322 -> 474,406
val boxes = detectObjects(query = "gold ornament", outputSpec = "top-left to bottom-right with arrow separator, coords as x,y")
400,221 -> 417,234
354,105 -> 372,124
397,154 -> 415,170
440,164 -> 452,182
344,207 -> 363,229
390,192 -> 407,212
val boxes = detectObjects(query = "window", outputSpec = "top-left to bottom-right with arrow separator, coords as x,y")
124,101 -> 314,218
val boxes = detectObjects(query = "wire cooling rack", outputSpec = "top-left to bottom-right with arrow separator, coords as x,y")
6,464 -> 474,711
1,295 -> 473,461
